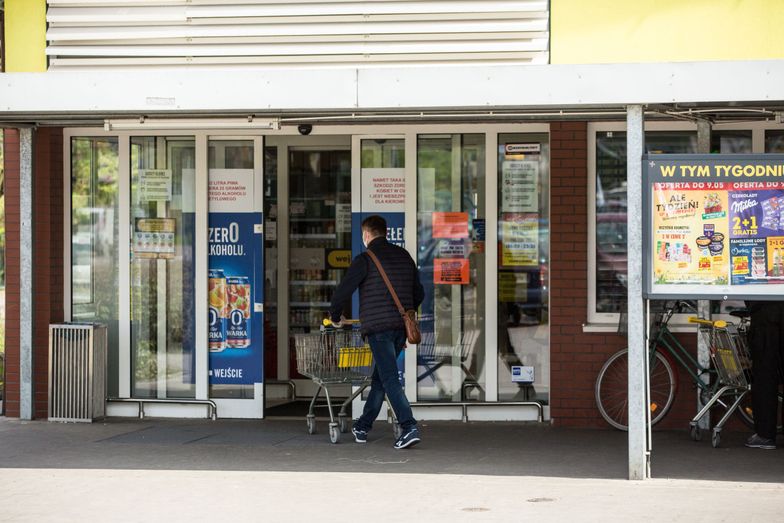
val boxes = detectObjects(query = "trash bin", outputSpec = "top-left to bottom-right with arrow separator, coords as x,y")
48,323 -> 107,422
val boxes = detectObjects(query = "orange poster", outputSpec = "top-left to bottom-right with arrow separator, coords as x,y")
434,258 -> 470,285
433,212 -> 469,238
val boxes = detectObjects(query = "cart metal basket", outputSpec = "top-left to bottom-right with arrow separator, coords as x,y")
295,324 -> 377,443
689,318 -> 751,447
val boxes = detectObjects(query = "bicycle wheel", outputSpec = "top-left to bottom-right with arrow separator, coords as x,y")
732,390 -> 784,430
595,347 -> 677,431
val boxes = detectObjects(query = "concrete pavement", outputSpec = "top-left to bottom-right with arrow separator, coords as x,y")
1,417 -> 782,521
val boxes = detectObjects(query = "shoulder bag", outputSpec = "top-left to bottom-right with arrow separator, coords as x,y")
365,249 -> 422,345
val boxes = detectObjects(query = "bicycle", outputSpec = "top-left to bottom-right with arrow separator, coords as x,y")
595,300 -> 783,431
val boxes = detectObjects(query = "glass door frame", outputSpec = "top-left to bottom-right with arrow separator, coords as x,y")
64,128 -> 266,418
265,135 -> 352,398
65,122 -> 551,420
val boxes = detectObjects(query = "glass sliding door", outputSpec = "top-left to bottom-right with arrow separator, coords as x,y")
71,137 -> 120,396
497,134 -> 550,403
417,134 -> 486,402
288,148 -> 352,378
207,139 -> 263,402
130,136 -> 196,398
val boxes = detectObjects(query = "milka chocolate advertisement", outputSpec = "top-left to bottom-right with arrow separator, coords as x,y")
644,154 -> 784,299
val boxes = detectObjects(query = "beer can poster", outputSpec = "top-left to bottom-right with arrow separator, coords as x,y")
645,154 -> 784,299
208,212 -> 263,385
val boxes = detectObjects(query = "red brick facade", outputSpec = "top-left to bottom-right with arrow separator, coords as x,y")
2,128 -> 64,418
0,124 -> 709,427
548,122 -> 712,430
4,129 -> 20,416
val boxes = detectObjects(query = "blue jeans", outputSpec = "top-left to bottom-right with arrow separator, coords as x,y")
355,330 -> 416,433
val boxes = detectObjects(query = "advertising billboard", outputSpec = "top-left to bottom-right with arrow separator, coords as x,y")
644,154 -> 784,300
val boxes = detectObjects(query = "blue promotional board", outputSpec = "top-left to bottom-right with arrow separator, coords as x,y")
207,167 -> 264,385
208,212 -> 264,384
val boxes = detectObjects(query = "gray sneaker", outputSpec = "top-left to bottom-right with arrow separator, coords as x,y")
745,433 -> 776,450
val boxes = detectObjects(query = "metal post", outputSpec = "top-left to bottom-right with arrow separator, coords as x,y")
626,106 -> 648,480
19,128 -> 34,420
696,120 -> 712,430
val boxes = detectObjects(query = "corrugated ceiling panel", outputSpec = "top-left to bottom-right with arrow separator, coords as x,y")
46,1 -> 550,69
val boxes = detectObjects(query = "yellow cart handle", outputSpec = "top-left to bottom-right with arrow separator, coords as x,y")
688,317 -> 727,328
322,318 -> 360,327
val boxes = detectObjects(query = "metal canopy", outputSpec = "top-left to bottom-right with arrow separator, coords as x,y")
0,60 -> 783,124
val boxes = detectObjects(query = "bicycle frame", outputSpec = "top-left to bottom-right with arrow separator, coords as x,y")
648,312 -> 716,395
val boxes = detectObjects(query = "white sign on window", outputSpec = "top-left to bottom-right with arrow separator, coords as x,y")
139,169 -> 172,203
502,161 -> 539,213
208,169 -> 254,213
361,168 -> 406,212
336,203 -> 352,233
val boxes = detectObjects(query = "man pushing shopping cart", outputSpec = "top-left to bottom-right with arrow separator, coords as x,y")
328,215 -> 425,449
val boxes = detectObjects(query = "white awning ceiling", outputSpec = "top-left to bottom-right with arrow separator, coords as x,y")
0,61 -> 783,121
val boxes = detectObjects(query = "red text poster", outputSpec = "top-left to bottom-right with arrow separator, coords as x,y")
433,212 -> 469,238
434,258 -> 470,285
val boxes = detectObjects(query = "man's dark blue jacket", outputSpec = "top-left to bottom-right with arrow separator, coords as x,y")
329,237 -> 425,334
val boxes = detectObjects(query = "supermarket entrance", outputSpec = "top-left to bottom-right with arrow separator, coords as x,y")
263,135 -> 354,414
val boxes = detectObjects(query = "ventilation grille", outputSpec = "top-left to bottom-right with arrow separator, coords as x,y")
46,0 -> 550,70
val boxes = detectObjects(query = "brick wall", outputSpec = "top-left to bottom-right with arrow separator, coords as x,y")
548,122 -> 733,431
2,127 -> 64,418
4,129 -> 21,416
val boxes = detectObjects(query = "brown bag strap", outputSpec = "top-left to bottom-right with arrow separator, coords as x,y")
365,249 -> 406,315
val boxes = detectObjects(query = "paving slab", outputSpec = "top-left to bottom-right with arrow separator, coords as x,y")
0,417 -> 782,521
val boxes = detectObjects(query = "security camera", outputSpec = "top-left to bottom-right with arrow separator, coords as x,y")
298,124 -> 313,135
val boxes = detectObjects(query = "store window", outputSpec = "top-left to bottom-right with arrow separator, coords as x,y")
497,134 -> 550,403
765,130 -> 784,153
417,134 -> 486,401
71,137 -> 120,396
711,130 -> 752,154
591,128 -> 764,321
593,131 -> 697,317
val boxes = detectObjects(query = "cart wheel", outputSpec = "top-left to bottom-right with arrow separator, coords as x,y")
393,422 -> 402,439
329,424 -> 340,444
689,424 -> 702,442
338,415 -> 349,434
711,431 -> 721,448
306,415 -> 316,435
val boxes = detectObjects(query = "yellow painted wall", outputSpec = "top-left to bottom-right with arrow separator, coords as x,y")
551,0 -> 784,64
4,0 -> 47,72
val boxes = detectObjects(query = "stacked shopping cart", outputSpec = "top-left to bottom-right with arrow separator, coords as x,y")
688,317 -> 751,448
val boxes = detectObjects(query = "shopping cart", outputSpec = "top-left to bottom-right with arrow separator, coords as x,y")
688,317 -> 752,448
295,320 -> 397,443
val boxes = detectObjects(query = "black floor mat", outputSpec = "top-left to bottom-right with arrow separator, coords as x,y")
265,399 -> 353,418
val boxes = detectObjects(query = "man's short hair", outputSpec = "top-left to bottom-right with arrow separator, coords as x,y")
361,215 -> 387,237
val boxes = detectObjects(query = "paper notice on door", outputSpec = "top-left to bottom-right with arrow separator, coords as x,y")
139,169 -> 173,203
208,169 -> 254,213
502,160 -> 539,213
133,218 -> 176,259
433,212 -> 469,239
434,258 -> 469,284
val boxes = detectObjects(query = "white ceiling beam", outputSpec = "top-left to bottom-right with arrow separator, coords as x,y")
0,61 -> 783,115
